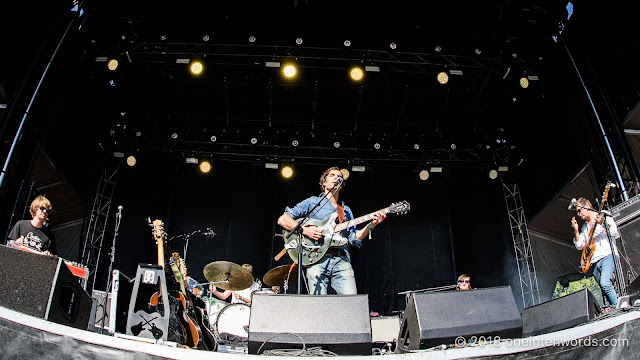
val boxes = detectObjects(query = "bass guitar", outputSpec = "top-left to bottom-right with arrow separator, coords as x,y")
579,182 -> 613,273
284,201 -> 410,266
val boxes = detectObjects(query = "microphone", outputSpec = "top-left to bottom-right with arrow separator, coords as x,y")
117,205 -> 123,218
204,228 -> 217,238
568,198 -> 577,210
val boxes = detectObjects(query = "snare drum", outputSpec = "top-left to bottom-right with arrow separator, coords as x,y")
215,303 -> 251,339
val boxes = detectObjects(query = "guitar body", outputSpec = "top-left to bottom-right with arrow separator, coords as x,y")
149,291 -> 186,344
191,293 -> 217,351
284,212 -> 349,266
170,254 -> 202,348
578,182 -> 613,273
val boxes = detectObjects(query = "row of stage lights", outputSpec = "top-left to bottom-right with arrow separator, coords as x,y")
99,57 -> 537,88
115,152 -> 508,180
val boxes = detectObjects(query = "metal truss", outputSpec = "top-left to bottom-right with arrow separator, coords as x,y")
80,161 -> 121,292
109,42 -> 512,75
501,178 -> 540,308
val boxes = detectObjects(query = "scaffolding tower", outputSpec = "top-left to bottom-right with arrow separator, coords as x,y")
81,161 -> 120,293
502,178 -> 540,308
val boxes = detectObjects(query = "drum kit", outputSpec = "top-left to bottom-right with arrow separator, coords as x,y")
197,261 -> 298,343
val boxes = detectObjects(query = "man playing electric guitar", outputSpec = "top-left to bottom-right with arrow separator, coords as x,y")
570,197 -> 619,308
277,166 -> 386,295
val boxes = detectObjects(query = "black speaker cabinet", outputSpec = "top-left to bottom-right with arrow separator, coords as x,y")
0,245 -> 92,329
397,286 -> 522,351
248,294 -> 372,355
522,288 -> 599,337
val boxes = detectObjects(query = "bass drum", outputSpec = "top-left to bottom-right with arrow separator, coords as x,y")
204,297 -> 229,329
214,303 -> 251,341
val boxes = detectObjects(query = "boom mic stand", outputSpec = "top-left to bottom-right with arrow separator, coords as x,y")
289,178 -> 343,294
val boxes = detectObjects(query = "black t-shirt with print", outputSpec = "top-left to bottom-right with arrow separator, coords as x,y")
8,220 -> 57,254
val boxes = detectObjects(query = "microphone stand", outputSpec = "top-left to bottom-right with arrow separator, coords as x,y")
170,228 -> 217,264
290,180 -> 343,294
100,206 -> 122,334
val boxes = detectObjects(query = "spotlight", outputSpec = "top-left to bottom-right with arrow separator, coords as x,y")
249,36 -> 257,43
389,43 -> 397,50
475,49 -> 482,55
160,35 -> 167,41
210,135 -> 217,142
203,35 -> 210,41
296,38 -> 303,45
190,60 -> 204,75
334,141 -> 341,148
520,77 -> 529,88
434,46 -> 442,53
374,143 -> 381,150
292,140 -> 299,147
413,144 -> 420,150
419,170 -> 429,181
450,143 -> 457,150
126,155 -> 136,166
344,40 -> 351,47
199,160 -> 212,173
171,132 -> 178,139
107,59 -> 119,71
135,131 -> 142,137
349,67 -> 364,81
489,169 -> 498,179
281,165 -> 294,178
282,63 -> 297,79
511,52 -> 518,59
250,137 -> 258,145
340,168 -> 350,180
437,72 -> 449,84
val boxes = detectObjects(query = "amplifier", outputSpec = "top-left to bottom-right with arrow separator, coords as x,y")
611,194 -> 640,226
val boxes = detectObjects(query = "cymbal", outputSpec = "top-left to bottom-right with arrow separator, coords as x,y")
203,261 -> 253,291
263,264 -> 298,286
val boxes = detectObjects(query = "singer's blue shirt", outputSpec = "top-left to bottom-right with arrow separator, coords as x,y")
284,195 -> 362,249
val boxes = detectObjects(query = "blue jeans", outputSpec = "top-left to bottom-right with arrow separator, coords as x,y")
593,255 -> 617,306
306,254 -> 357,295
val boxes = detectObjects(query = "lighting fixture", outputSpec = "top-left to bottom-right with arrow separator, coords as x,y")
199,160 -> 212,173
419,170 -> 429,181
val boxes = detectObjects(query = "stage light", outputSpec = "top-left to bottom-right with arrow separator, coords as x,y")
292,140 -> 299,147
498,166 -> 509,172
281,165 -> 294,178
373,143 -> 381,150
282,63 -> 297,79
171,132 -> 178,139
489,169 -> 498,179
344,40 -> 351,47
113,152 -> 125,158
250,137 -> 258,145
340,168 -> 350,180
135,131 -> 142,137
199,160 -> 212,173
203,35 -> 210,41
249,36 -> 256,43
389,43 -> 397,50
210,135 -> 217,142
107,59 -> 119,71
160,35 -> 167,41
334,141 -> 341,148
265,162 -> 279,169
413,144 -> 420,150
349,67 -> 364,81
185,157 -> 199,164
475,49 -> 482,55
126,156 -> 136,167
296,38 -> 303,45
419,170 -> 429,181
430,167 -> 443,173
520,77 -> 529,88
434,46 -> 442,53
450,143 -> 457,150
437,72 -> 449,84
352,165 -> 365,172
190,60 -> 204,75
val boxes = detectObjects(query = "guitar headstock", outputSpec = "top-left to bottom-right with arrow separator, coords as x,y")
171,252 -> 188,280
389,201 -> 410,215
602,182 -> 614,202
151,219 -> 167,244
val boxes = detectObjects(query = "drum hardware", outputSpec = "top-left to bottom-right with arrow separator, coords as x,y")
263,264 -> 298,293
203,261 -> 254,291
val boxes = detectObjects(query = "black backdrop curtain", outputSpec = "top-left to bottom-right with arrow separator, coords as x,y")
99,154 -> 519,314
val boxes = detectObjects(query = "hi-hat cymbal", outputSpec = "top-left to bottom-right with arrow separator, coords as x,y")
263,264 -> 298,287
203,261 -> 253,291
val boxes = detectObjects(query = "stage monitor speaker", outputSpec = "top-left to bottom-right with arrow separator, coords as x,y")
397,286 -> 522,351
522,288 -> 599,337
0,245 -> 92,329
248,294 -> 372,355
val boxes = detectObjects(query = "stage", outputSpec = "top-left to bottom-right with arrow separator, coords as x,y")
1,303 -> 639,359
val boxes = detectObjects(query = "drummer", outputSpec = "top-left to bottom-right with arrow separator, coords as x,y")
211,263 -> 261,305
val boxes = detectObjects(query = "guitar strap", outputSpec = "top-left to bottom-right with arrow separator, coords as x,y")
337,202 -> 345,224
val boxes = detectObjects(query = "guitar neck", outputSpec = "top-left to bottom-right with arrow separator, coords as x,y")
335,207 -> 390,232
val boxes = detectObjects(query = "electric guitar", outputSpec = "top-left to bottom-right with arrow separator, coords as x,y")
170,253 -> 203,348
579,182 -> 613,273
284,201 -> 410,266
148,219 -> 186,345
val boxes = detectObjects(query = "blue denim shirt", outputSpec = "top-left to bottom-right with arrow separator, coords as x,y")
284,195 -> 362,249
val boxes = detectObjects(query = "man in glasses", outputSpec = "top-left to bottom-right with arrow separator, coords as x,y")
8,195 -> 57,255
456,274 -> 471,290
570,197 -> 618,308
